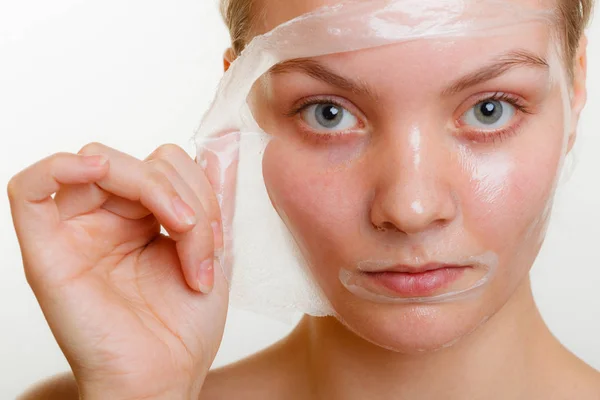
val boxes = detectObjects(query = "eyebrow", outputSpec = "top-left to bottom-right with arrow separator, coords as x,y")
269,58 -> 377,98
442,49 -> 549,96
268,49 -> 549,98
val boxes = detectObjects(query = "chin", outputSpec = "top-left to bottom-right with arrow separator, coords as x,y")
332,296 -> 496,354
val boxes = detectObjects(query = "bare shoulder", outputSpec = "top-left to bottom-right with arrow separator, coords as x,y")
17,372 -> 79,400
15,358 -> 291,400
200,361 -> 278,400
15,337 -> 304,400
565,361 -> 600,399
200,337 -> 307,400
16,351 -> 298,400
541,350 -> 600,400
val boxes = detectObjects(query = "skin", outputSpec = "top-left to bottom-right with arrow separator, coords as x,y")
12,0 -> 600,399
251,21 -> 566,353
10,143 -> 232,400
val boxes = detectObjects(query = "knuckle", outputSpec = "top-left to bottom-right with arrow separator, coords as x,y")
144,160 -> 176,192
145,158 -> 177,178
23,267 -> 37,289
47,152 -> 73,170
151,143 -> 187,160
6,174 -> 20,199
46,152 -> 69,170
78,142 -> 106,156
6,152 -> 69,200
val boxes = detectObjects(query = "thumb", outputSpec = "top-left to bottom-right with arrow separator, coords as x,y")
196,131 -> 240,281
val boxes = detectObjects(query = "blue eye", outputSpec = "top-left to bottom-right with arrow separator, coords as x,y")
462,100 -> 516,130
301,103 -> 358,132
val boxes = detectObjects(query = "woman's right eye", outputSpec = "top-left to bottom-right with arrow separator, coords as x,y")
300,103 -> 359,133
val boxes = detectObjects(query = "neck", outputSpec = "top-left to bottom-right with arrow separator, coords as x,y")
291,276 -> 564,400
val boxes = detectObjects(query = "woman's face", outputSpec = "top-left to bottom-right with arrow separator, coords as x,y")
247,0 -> 578,352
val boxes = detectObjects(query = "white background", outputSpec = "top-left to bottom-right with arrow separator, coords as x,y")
0,1 -> 598,397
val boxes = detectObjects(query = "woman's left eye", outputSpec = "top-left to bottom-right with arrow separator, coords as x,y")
461,99 -> 516,130
300,103 -> 359,132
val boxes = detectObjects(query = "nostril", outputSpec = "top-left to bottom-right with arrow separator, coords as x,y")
373,221 -> 400,233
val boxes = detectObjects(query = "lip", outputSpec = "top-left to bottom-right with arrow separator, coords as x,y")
361,264 -> 470,297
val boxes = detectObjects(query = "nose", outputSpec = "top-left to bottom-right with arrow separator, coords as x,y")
370,126 -> 458,235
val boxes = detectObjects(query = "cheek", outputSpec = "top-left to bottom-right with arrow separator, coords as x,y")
461,133 -> 565,257
263,143 -> 366,262
263,114 -> 566,277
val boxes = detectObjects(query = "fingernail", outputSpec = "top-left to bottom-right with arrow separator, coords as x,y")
211,221 -> 223,250
82,155 -> 108,167
198,259 -> 214,294
172,196 -> 196,226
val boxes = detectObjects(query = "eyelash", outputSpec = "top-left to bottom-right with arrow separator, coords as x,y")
457,92 -> 533,144
286,96 -> 366,143
286,97 -> 344,118
287,92 -> 533,144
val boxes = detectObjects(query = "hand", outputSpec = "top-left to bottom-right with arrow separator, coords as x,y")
7,140 -> 238,400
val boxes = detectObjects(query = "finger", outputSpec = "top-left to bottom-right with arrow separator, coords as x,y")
78,143 -> 197,235
197,132 -> 240,280
143,157 -> 216,294
7,153 -> 109,241
144,145 -> 221,293
101,196 -> 152,220
54,183 -> 108,220
145,144 -> 223,250
79,143 -> 216,293
55,186 -> 151,221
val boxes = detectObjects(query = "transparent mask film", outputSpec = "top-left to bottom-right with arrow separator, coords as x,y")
194,0 -> 573,323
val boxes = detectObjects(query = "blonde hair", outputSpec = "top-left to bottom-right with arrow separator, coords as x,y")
558,0 -> 594,64
220,0 -> 594,72
220,0 -> 257,57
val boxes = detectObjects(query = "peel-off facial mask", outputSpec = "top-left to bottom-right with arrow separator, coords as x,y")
194,0 -> 572,320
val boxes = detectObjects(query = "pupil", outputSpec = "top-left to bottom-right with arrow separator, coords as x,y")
315,104 -> 344,129
481,102 -> 496,117
322,105 -> 340,120
474,100 -> 503,125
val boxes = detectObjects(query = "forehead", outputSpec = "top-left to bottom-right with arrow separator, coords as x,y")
252,0 -> 557,36
262,25 -> 553,106
315,25 -> 551,75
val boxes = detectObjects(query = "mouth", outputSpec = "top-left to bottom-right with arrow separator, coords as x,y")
360,264 -> 472,297
340,253 -> 498,303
